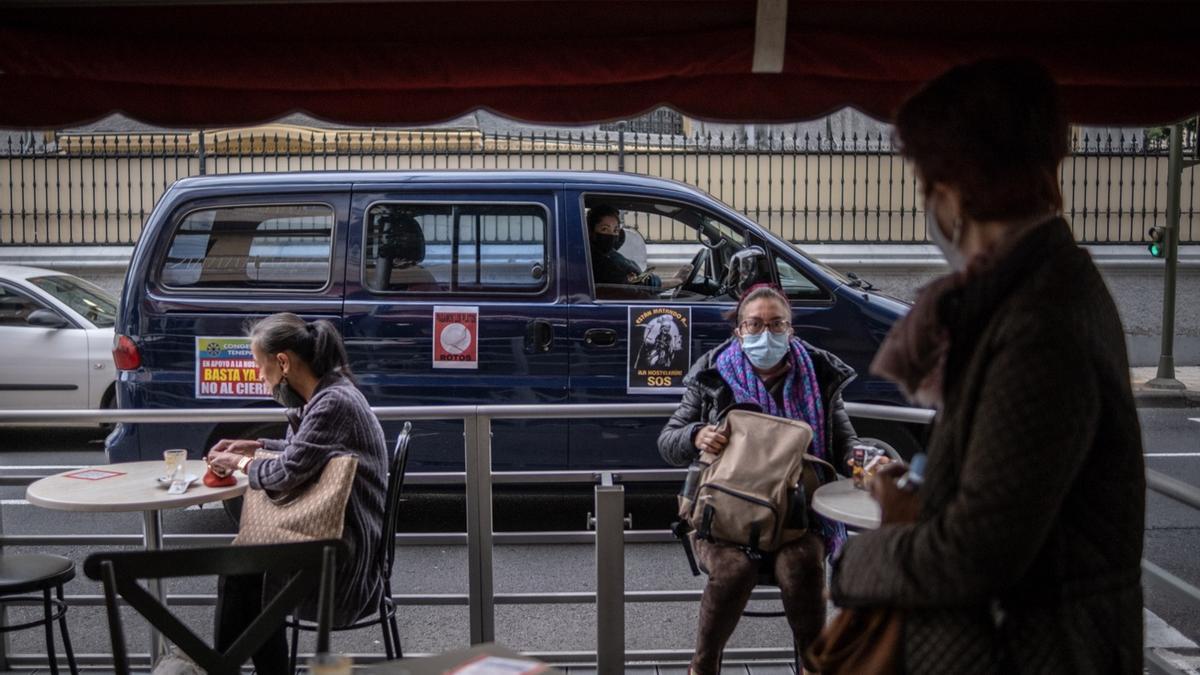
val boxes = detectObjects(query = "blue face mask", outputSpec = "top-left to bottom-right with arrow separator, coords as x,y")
741,330 -> 791,369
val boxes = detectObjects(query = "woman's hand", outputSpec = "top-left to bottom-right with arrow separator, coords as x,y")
694,425 -> 729,454
870,462 -> 921,525
205,450 -> 242,477
208,438 -> 262,457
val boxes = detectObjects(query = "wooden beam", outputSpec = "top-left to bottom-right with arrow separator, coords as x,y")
752,0 -> 787,74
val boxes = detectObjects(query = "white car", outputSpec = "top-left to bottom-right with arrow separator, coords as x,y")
0,265 -> 118,415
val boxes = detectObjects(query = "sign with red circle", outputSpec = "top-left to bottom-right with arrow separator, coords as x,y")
433,306 -> 479,369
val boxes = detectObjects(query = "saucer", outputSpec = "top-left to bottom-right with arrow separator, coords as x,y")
157,474 -> 198,487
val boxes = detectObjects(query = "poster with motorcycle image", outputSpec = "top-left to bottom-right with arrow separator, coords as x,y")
627,306 -> 690,395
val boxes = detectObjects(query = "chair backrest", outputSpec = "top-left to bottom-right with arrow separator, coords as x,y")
381,421 -> 413,575
84,539 -> 347,675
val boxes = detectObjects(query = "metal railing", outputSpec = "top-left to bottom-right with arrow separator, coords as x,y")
0,402 -> 930,671
1143,470 -> 1200,675
2,122 -> 1196,247
2,402 -> 1196,672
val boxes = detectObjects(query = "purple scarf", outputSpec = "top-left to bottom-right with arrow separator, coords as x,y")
716,337 -> 848,558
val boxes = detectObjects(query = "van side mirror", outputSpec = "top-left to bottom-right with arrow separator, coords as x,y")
722,246 -> 771,297
26,308 -> 69,329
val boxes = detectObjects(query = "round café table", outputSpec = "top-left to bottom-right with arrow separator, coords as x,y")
812,478 -> 881,530
26,459 -> 247,657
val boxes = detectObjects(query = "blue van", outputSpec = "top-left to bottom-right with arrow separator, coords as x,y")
108,171 -> 914,473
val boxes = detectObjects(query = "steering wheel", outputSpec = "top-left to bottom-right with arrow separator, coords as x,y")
670,247 -> 710,300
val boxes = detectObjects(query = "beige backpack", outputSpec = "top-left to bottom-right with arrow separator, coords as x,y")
678,407 -> 835,552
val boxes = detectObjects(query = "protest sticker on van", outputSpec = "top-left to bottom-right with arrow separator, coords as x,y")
627,306 -> 690,394
433,306 -> 479,369
195,337 -> 270,399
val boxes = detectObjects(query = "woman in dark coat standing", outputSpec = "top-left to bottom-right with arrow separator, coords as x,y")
829,59 -> 1145,673
659,284 -> 862,674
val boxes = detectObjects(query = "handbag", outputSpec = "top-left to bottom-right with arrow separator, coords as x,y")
233,451 -> 359,545
678,407 -> 835,553
806,607 -> 903,674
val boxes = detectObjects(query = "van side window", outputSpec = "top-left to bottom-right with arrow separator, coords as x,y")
364,203 -> 548,293
583,196 -> 746,303
159,204 -> 333,290
775,257 -> 824,300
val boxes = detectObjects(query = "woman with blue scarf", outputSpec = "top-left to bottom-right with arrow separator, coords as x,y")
659,284 -> 861,674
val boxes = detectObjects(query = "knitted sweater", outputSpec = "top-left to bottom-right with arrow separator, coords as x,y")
252,373 -> 388,626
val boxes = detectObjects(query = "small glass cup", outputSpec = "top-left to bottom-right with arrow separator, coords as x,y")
848,444 -> 889,490
163,449 -> 187,480
308,653 -> 352,675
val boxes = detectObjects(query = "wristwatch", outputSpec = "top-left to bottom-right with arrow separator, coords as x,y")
236,456 -> 253,474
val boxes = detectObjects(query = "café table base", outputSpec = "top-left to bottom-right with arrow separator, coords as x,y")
142,510 -> 166,660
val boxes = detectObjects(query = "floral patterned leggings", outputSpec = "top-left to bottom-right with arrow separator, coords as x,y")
691,532 -> 826,674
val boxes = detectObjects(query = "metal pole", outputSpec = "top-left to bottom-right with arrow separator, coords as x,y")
196,129 -> 207,176
617,122 -> 626,173
141,510 -> 165,659
0,497 -> 8,670
1148,123 -> 1185,390
465,412 -> 495,644
594,472 -> 625,674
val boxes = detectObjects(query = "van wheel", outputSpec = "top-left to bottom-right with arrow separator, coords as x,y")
206,421 -> 286,527
99,385 -> 117,433
850,419 -> 926,462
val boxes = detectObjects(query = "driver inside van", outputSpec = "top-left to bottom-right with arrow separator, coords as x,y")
588,205 -> 690,290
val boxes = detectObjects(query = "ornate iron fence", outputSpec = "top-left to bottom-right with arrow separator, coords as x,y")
1,125 -> 1195,246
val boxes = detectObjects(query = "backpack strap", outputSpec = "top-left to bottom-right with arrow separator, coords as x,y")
697,503 -> 715,541
802,452 -> 838,476
670,521 -> 702,577
747,522 -> 761,551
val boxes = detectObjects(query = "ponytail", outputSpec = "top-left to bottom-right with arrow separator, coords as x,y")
308,319 -> 352,380
247,313 -> 353,380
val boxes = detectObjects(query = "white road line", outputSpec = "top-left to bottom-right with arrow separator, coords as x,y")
1145,453 -> 1200,458
1146,608 -> 1199,649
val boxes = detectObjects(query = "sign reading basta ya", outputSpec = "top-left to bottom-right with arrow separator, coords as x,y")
195,337 -> 270,399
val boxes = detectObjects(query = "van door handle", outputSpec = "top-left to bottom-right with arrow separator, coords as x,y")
584,328 -> 617,348
524,319 -> 554,354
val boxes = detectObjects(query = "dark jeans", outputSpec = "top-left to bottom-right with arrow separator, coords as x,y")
215,573 -> 289,675
691,532 -> 826,675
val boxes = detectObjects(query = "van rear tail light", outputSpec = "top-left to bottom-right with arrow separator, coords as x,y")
112,334 -> 142,371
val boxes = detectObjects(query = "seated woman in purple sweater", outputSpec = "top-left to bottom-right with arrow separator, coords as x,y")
206,313 -> 387,674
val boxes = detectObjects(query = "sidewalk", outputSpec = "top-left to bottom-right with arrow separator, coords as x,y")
1132,366 -> 1200,408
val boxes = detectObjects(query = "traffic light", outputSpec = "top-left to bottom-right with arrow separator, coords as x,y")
1147,226 -> 1166,258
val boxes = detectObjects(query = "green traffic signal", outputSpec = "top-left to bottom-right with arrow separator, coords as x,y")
1147,227 -> 1166,258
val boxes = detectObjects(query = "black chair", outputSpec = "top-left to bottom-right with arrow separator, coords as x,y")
0,553 -> 78,675
287,421 -> 412,672
84,540 -> 346,675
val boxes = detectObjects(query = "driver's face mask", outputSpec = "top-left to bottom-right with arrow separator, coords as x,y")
591,232 -> 619,254
590,230 -> 619,252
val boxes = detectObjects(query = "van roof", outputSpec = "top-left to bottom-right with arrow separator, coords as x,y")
170,169 -> 711,197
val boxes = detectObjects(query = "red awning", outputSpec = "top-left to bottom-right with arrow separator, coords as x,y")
1,1 -> 1198,128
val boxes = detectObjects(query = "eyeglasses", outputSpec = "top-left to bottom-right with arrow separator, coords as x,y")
738,318 -> 791,335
